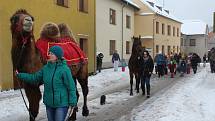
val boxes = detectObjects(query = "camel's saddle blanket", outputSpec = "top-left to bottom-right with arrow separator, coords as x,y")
36,37 -> 88,65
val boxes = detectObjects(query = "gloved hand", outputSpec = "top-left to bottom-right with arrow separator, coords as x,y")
15,70 -> 21,78
15,70 -> 19,74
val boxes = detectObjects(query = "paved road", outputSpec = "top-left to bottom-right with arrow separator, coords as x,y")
76,71 -> 196,121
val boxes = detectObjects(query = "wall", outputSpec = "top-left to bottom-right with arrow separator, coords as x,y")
96,0 -> 135,68
0,0 -> 95,90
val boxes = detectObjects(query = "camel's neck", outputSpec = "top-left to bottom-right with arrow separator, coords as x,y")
11,34 -> 41,72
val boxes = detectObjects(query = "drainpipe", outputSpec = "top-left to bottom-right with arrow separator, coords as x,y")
122,4 -> 125,60
121,1 -> 128,60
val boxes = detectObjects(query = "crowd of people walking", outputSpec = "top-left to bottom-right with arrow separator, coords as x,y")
96,48 -> 210,98
154,52 -> 201,78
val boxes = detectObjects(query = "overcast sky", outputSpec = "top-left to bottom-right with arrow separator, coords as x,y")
155,0 -> 215,27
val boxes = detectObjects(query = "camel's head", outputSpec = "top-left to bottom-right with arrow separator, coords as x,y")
10,9 -> 34,34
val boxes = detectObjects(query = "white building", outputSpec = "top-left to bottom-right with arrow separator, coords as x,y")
181,20 -> 209,58
96,0 -> 139,68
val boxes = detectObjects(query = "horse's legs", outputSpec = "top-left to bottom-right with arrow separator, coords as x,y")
135,73 -> 140,94
129,72 -> 134,96
24,84 -> 42,121
78,78 -> 89,116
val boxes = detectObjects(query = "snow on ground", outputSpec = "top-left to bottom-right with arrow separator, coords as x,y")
1,64 -> 215,121
131,63 -> 215,121
0,67 -> 131,121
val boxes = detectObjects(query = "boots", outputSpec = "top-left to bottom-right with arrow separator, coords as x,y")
142,88 -> 145,95
171,73 -> 174,78
146,85 -> 150,98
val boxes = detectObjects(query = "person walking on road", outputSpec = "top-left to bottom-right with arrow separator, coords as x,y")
191,53 -> 201,74
112,50 -> 120,71
16,45 -> 77,121
140,50 -> 154,98
154,51 -> 166,78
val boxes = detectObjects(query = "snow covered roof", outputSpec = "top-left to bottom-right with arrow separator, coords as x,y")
181,20 -> 208,35
139,0 -> 181,23
122,0 -> 140,10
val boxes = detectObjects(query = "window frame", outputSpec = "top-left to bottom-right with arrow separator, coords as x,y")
190,39 -> 196,46
126,15 -> 131,29
156,21 -> 159,34
162,45 -> 165,54
162,23 -> 165,35
79,0 -> 88,13
126,41 -> 130,54
110,40 -> 116,55
56,0 -> 69,7
173,26 -> 175,36
156,45 -> 159,54
110,8 -> 116,25
167,25 -> 171,36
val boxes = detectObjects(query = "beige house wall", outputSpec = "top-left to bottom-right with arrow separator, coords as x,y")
154,16 -> 181,56
133,0 -> 181,58
96,0 -> 135,67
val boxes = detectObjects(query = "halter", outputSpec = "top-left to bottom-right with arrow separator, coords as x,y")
21,33 -> 31,45
14,14 -> 33,45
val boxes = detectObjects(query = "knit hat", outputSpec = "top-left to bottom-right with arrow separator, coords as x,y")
49,45 -> 64,59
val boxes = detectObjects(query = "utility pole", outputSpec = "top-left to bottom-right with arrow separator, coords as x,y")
213,12 -> 215,33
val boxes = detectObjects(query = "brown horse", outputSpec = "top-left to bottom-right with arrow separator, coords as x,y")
10,9 -> 89,121
128,36 -> 143,96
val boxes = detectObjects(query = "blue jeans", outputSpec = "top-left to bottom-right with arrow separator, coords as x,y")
141,76 -> 150,95
46,106 -> 68,121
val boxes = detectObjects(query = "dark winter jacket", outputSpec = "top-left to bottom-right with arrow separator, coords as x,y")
97,53 -> 104,66
180,59 -> 187,73
191,54 -> 200,67
140,56 -> 154,77
112,52 -> 120,63
17,60 -> 77,108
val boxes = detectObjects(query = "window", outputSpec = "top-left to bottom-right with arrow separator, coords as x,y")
167,45 -> 171,54
110,40 -> 116,55
173,27 -> 175,36
162,45 -> 165,54
167,25 -> 171,36
156,22 -> 159,34
177,46 -> 179,53
110,9 -> 116,25
126,15 -> 131,29
156,45 -> 159,54
57,0 -> 68,7
162,23 -> 165,35
126,41 -> 130,54
79,0 -> 88,13
190,39 -> 196,46
173,46 -> 175,53
181,38 -> 183,46
79,38 -> 88,55
177,28 -> 179,37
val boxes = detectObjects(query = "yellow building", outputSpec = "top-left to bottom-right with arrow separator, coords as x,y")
133,0 -> 182,57
0,0 -> 95,90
